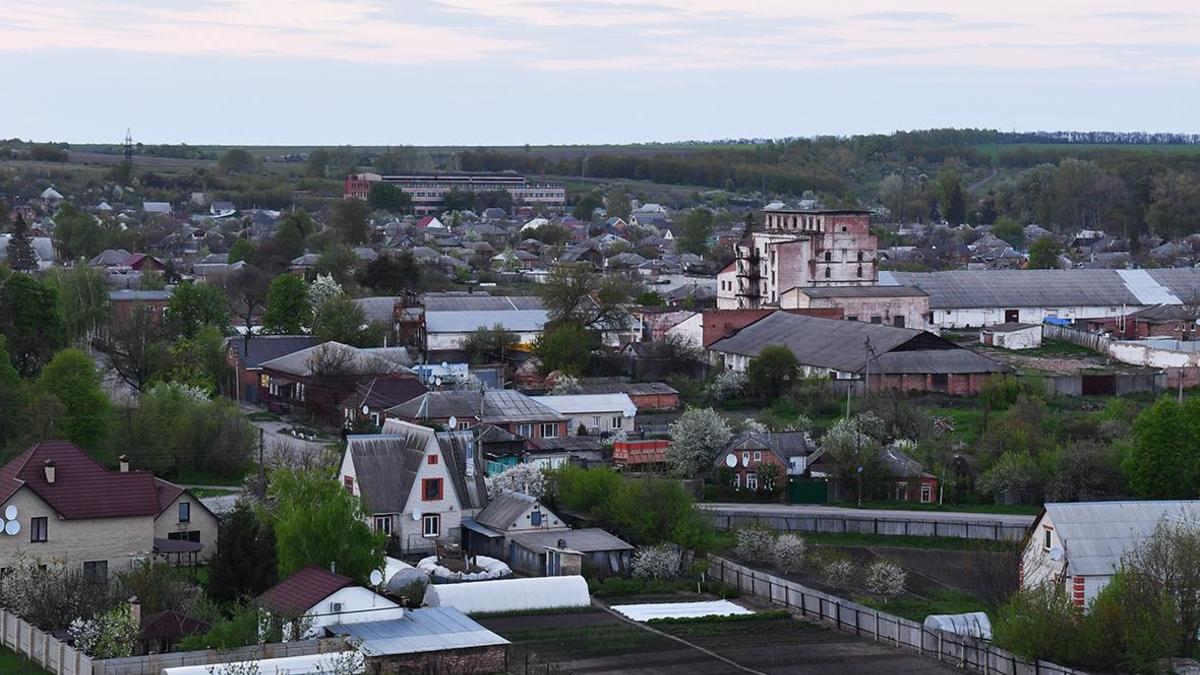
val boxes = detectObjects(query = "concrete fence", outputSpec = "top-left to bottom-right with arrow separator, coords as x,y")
709,556 -> 1083,675
1,609 -> 93,675
707,510 -> 1030,542
1042,324 -> 1111,353
91,639 -> 345,675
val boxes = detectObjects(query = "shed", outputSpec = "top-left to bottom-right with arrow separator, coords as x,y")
980,323 -> 1042,350
508,528 -> 633,577
422,576 -> 590,615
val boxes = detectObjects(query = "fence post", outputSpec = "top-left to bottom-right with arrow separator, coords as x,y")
874,612 -> 879,642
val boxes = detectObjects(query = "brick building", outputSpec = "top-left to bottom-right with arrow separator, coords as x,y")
344,172 -> 564,215
718,207 -> 878,309
779,286 -> 934,333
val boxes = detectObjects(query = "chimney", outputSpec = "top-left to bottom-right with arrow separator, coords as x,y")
43,460 -> 56,485
330,561 -> 337,575
119,455 -> 130,473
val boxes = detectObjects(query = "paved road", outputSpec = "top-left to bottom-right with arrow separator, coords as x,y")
700,502 -> 1036,527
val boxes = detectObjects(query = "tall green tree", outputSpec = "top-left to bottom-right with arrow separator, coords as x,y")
1123,397 -> 1200,499
0,335 -> 27,447
1027,235 -> 1062,269
6,214 -> 38,271
47,266 -> 110,345
37,349 -> 111,453
534,323 -> 591,376
102,302 -> 170,392
216,148 -> 261,175
0,269 -> 67,376
207,502 -> 277,603
747,345 -> 800,399
357,252 -> 420,294
935,170 -> 966,225
572,190 -> 604,221
52,202 -> 109,261
538,263 -> 638,331
262,274 -> 311,335
677,208 -> 715,256
462,324 -> 519,364
606,185 -> 631,220
268,467 -> 386,584
167,282 -> 230,339
331,199 -> 371,245
367,183 -> 412,213
227,238 -> 254,264
312,294 -> 379,347
1146,170 -> 1200,240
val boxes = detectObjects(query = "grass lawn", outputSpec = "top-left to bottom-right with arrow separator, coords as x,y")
922,406 -> 984,444
0,645 -> 49,675
187,487 -> 240,498
175,468 -> 248,487
858,589 -> 987,622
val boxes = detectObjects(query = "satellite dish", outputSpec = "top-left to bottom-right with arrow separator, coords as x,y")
441,361 -> 449,369
448,416 -> 458,429
1048,546 -> 1064,561
5,520 -> 20,536
4,505 -> 15,520
369,570 -> 384,586
361,405 -> 370,415
412,509 -> 422,521
724,454 -> 737,468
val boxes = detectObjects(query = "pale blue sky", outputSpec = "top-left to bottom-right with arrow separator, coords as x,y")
4,1 -> 1199,145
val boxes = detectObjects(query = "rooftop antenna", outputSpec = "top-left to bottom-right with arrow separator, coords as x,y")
123,128 -> 134,165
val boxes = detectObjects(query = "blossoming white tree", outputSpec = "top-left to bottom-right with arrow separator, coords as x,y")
865,559 -> 907,601
632,543 -> 683,579
666,407 -> 732,477
772,534 -> 806,574
734,527 -> 776,563
485,463 -> 547,499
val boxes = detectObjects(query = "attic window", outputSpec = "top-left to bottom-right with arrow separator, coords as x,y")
428,455 -> 439,466
422,478 -> 444,501
1044,529 -> 1052,551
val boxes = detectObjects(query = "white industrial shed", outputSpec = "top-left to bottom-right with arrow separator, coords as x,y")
422,575 -> 590,615
881,268 -> 1200,329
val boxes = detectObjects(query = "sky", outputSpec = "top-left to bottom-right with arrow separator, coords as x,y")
3,1 -> 1200,145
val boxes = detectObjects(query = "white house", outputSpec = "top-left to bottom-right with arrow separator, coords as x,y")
531,394 -> 637,436
1021,500 -> 1200,609
980,323 -> 1042,350
340,421 -> 487,556
258,566 -> 403,640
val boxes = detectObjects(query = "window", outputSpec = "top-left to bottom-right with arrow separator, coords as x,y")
427,454 -> 439,466
459,420 -> 471,430
592,415 -> 600,429
541,423 -> 559,438
422,478 -> 444,501
1044,529 -> 1053,550
30,517 -> 47,543
857,251 -> 864,262
83,561 -> 107,583
517,423 -> 533,438
370,412 -> 380,426
856,266 -> 863,278
343,476 -> 354,493
846,315 -> 858,322
893,316 -> 906,328
931,373 -> 949,390
824,267 -> 831,278
374,516 -> 391,534
870,316 -> 882,324
610,416 -> 622,430
824,251 -> 831,262
178,502 -> 190,523
895,483 -> 908,501
746,473 -> 758,490
530,510 -> 542,526
422,513 -> 441,538
920,485 -> 933,504
752,451 -> 762,462
167,530 -> 201,543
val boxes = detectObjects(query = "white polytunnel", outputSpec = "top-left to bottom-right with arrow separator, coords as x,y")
422,575 -> 590,615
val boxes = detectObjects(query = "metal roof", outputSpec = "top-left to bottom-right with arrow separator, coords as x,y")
1045,500 -> 1200,577
791,285 -> 927,299
423,294 -> 544,312
258,342 -> 412,378
328,608 -> 508,657
474,491 -> 542,531
354,296 -> 399,324
709,312 -> 921,371
510,528 -> 633,553
425,309 -> 548,334
531,394 -> 638,418
882,269 -> 1200,310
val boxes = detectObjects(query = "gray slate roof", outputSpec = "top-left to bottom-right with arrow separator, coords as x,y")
258,342 -> 412,378
226,335 -> 319,370
327,608 -> 508,656
792,285 -> 927,299
1044,500 -> 1200,576
348,425 -> 487,513
474,491 -> 541,531
510,528 -> 633,553
423,294 -> 543,312
386,389 -> 564,426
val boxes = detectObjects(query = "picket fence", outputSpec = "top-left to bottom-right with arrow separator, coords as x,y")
708,556 -> 1084,675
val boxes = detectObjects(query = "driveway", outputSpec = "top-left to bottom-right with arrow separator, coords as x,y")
240,406 -> 333,465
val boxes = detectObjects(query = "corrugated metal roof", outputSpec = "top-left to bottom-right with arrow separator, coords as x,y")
1046,500 -> 1200,576
709,312 -> 921,371
474,491 -> 540,531
792,285 -> 927,299
328,608 -> 508,656
423,294 -> 544,312
1145,269 -> 1200,303
1116,269 -> 1181,304
510,528 -> 633,553
531,394 -> 638,418
426,310 -> 548,334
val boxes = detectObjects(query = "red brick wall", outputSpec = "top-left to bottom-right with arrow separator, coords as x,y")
366,644 -> 507,674
629,393 -> 680,410
871,372 -> 989,396
701,308 -> 843,347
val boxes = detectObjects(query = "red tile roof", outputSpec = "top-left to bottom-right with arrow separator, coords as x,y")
0,441 -> 161,520
258,566 -> 354,615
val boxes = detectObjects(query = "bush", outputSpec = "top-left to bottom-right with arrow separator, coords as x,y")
992,583 -> 1081,663
772,534 -> 806,574
864,560 -> 906,601
632,544 -> 683,579
708,370 -> 748,403
734,527 -> 776,563
816,553 -> 857,588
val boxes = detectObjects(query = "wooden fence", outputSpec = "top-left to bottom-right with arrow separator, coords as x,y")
1,609 -> 92,675
709,556 -> 1083,675
706,509 -> 1031,542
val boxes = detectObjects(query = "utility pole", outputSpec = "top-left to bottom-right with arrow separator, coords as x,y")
258,427 -> 266,498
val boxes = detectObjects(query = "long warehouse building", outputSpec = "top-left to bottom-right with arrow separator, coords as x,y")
879,269 -> 1200,329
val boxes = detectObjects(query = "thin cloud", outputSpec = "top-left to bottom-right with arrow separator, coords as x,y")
855,11 -> 957,23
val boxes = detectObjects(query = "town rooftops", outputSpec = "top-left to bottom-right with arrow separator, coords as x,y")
720,431 -> 812,466
0,441 -> 161,520
575,381 -> 679,397
386,390 -> 564,425
531,394 -> 637,418
226,335 -> 320,370
1039,500 -> 1200,577
257,342 -> 413,378
510,528 -> 634,553
109,289 -> 171,302
341,376 -> 429,412
350,423 -> 488,512
258,566 -> 353,614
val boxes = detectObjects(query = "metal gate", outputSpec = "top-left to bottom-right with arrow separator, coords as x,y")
1081,373 -> 1116,396
788,478 -> 828,504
